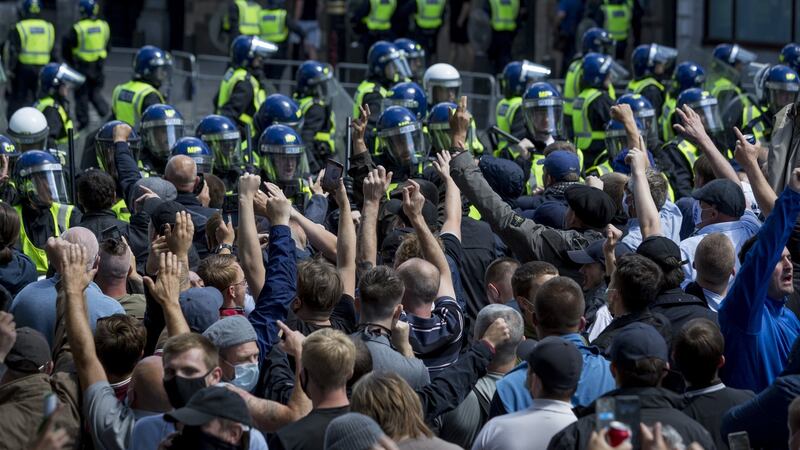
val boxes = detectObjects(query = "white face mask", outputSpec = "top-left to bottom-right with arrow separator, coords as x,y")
230,362 -> 259,392
622,191 -> 630,218
692,199 -> 710,227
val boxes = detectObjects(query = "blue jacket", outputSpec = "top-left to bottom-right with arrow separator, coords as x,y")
494,333 -> 616,411
249,224 -> 296,366
719,188 -> 800,392
722,375 -> 800,449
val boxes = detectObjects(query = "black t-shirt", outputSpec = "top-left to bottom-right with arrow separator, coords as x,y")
270,406 -> 350,450
682,385 -> 755,450
283,294 -> 357,336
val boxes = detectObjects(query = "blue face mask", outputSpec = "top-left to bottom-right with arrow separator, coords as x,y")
231,362 -> 259,392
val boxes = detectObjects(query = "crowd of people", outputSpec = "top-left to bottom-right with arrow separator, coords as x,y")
5,0 -> 800,450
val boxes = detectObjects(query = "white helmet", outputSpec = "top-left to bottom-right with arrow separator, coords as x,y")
8,107 -> 49,151
423,63 -> 462,104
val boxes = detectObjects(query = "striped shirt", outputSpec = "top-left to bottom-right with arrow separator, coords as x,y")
404,296 -> 465,374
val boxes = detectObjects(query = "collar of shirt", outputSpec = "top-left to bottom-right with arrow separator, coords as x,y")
529,398 -> 575,414
695,211 -> 761,237
684,382 -> 726,398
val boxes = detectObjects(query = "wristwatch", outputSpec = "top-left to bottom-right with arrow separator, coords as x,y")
216,243 -> 234,254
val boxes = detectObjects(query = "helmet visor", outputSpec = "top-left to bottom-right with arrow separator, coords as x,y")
383,97 -> 423,119
767,82 -> 800,111
314,79 -> 333,103
379,125 -> 425,166
633,107 -> 657,140
732,46 -> 757,65
262,147 -> 310,183
142,121 -> 185,160
651,45 -> 678,65
605,129 -> 628,160
203,132 -> 243,171
22,164 -> 69,205
58,64 -> 86,87
431,85 -> 461,104
607,59 -> 631,82
384,57 -> 412,83
520,61 -> 552,83
408,56 -> 425,80
523,99 -> 564,137
251,38 -> 279,59
190,155 -> 215,174
96,140 -> 118,180
690,100 -> 724,133
429,127 -> 451,154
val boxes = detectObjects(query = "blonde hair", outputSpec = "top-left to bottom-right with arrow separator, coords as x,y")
301,328 -> 355,391
197,254 -> 240,291
350,372 -> 433,441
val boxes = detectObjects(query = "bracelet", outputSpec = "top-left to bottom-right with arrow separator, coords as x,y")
216,243 -> 234,254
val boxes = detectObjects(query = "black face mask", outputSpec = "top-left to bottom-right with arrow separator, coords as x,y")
168,426 -> 243,450
163,370 -> 211,409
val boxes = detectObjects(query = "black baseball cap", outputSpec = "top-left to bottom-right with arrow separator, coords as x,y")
691,179 -> 746,218
609,323 -> 669,366
165,386 -> 253,427
150,200 -> 188,234
567,239 -> 606,266
527,336 -> 583,391
564,185 -> 616,229
5,327 -> 50,374
636,235 -> 686,271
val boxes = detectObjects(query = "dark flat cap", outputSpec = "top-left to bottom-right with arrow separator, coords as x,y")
692,179 -> 745,218
564,185 -> 616,229
6,327 -> 50,373
636,235 -> 685,271
165,386 -> 252,427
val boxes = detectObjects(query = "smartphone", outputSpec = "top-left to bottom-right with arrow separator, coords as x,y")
193,173 -> 206,196
728,431 -> 751,450
615,395 -> 641,447
595,397 -> 615,431
38,393 -> 58,432
222,194 -> 238,215
101,225 -> 122,242
320,158 -> 344,193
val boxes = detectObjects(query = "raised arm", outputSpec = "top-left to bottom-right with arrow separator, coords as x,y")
673,104 -> 739,184
403,180 -> 456,299
627,147 -> 662,238
143,252 -> 189,337
58,239 -> 105,390
432,151 -> 462,240
238,174 -> 267,296
163,211 -> 194,291
611,104 -> 644,154
358,166 -> 393,268
735,127 -> 777,217
289,208 -> 338,262
248,184 -> 296,363
334,180 -> 357,298
111,122 -> 144,207
603,224 -> 623,277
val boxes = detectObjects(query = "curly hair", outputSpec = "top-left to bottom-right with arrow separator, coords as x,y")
77,170 -> 116,211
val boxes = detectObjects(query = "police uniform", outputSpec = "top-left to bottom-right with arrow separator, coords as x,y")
111,81 -> 165,127
33,96 -> 74,146
354,79 -> 390,152
659,93 -> 677,143
15,202 -> 80,275
708,76 -> 752,130
627,77 -> 665,118
411,0 -> 446,59
6,17 -> 55,117
223,0 -> 261,38
660,137 -> 699,199
571,88 -> 614,170
494,97 -> 526,151
298,96 -> 336,171
62,16 -> 110,130
259,5 -> 305,80
564,57 -> 617,137
352,0 -> 398,54
741,103 -> 770,145
600,0 -> 633,59
487,0 -> 519,74
215,67 -> 267,140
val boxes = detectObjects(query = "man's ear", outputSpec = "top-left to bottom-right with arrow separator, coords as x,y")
578,316 -> 587,332
487,283 -> 499,303
392,304 -> 403,321
291,297 -> 302,312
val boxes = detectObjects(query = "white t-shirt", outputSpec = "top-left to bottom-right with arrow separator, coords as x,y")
472,399 -> 577,450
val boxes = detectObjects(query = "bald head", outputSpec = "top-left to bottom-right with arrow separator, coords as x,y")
397,257 -> 440,308
164,155 -> 198,192
97,238 -> 131,281
129,356 -> 171,413
61,227 -> 99,271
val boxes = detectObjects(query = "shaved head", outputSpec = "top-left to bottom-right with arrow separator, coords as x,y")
165,155 -> 197,192
397,257 -> 440,308
61,227 -> 99,271
129,356 -> 171,413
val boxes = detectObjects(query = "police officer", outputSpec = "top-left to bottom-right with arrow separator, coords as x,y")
34,63 -> 86,148
94,120 -> 140,222
62,0 -> 110,131
486,0 -> 520,74
215,35 -> 276,145
294,60 -> 337,172
0,135 -> 21,204
13,150 -> 80,275
171,137 -> 215,175
572,52 -> 620,170
111,45 -> 172,127
196,114 -> 244,189
374,105 -> 427,181
401,0 -> 445,61
742,64 -> 800,145
222,0 -> 261,39
394,38 -> 426,83
660,60 -> 705,143
385,81 -> 427,121
627,44 -> 677,115
661,88 -> 725,198
259,124 -> 316,209
707,43 -> 757,128
600,0 -> 634,59
137,104 -> 185,177
253,93 -> 304,170
351,0 -> 397,55
585,118 -> 645,177
780,43 -> 800,74
616,93 -> 659,150
5,0 -> 56,117
563,28 -> 615,133
495,60 -> 551,151
259,0 -> 306,80
7,107 -> 49,153
423,63 -> 485,155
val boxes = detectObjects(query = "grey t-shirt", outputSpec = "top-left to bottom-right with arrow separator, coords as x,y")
84,381 -> 137,450
352,330 -> 430,389
438,372 -> 503,448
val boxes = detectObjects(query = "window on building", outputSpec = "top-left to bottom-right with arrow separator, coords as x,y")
705,0 -> 795,46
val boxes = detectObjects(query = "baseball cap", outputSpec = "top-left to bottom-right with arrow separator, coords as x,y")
564,185 -> 616,229
532,201 -> 567,228
134,177 -> 177,202
383,198 -> 438,229
5,327 -> 50,374
537,150 -> 581,181
636,235 -> 686,271
527,336 -> 583,391
180,287 -> 224,333
203,316 -> 257,350
165,386 -> 253,427
609,322 -> 669,366
567,239 -> 606,266
389,178 -> 440,205
691,179 -> 745,218
149,200 -> 188,234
